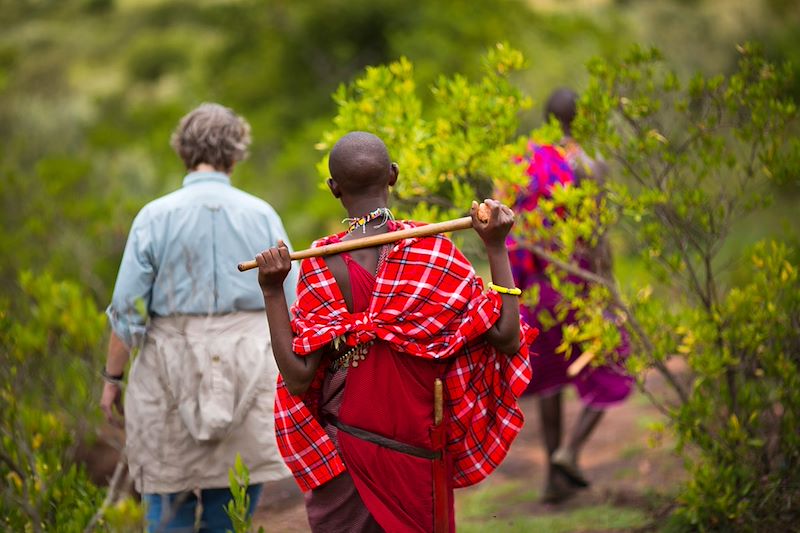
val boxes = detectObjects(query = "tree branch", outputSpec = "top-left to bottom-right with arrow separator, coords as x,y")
0,449 -> 43,533
83,453 -> 129,533
653,205 -> 711,310
0,449 -> 25,478
519,243 -> 690,404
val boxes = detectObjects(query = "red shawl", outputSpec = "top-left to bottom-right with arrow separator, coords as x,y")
273,221 -> 537,491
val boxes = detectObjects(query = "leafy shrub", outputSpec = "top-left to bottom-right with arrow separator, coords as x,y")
576,44 -> 799,530
0,271 -> 141,531
316,42 -> 533,224
669,241 -> 800,529
225,454 -> 265,533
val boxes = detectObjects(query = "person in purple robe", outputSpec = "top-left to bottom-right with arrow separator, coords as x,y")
507,88 -> 634,503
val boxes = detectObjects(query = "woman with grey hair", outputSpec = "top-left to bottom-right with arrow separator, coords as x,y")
101,103 -> 298,532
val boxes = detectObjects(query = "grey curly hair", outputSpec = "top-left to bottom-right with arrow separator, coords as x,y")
170,103 -> 251,173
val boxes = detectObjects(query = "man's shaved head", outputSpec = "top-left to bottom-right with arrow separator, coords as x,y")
544,88 -> 578,130
328,131 -> 393,194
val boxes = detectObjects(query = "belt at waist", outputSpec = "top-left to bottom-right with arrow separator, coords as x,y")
325,415 -> 441,460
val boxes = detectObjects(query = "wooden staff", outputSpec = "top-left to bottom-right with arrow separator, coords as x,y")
566,350 -> 596,378
433,378 -> 444,426
237,203 -> 490,272
432,377 -> 448,533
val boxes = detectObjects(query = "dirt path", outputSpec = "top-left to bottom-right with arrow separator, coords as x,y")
254,368 -> 685,531
78,368 -> 683,531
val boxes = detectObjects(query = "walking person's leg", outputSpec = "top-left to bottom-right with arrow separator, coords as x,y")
144,491 -> 199,533
552,406 -> 605,488
553,348 -> 635,489
539,391 -> 562,460
539,391 -> 576,503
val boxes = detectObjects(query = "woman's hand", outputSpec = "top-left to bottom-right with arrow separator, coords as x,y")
256,240 -> 292,296
100,382 -> 124,429
471,199 -> 515,249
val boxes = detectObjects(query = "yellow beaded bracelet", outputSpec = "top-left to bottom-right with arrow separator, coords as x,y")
488,282 -> 522,296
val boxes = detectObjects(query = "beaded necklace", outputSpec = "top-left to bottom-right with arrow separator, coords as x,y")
329,210 -> 394,373
343,207 -> 394,234
327,242 -> 387,373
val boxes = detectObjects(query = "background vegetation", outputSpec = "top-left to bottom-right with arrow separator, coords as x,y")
321,39 -> 799,530
1,0 -> 798,531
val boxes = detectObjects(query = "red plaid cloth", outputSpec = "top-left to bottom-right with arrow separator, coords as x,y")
274,221 -> 537,491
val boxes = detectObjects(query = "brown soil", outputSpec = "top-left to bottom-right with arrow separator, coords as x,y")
78,365 -> 685,532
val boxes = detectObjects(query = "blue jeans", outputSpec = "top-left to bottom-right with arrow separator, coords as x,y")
144,484 -> 263,533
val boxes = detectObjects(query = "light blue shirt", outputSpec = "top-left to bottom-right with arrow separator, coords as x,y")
107,171 -> 298,348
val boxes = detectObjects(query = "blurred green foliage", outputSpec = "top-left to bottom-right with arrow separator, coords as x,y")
0,272 -> 141,531
11,0 -> 798,301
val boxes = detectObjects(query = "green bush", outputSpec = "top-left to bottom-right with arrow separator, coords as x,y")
316,42 -> 533,224
673,241 -> 800,528
0,271 -> 142,531
576,44 -> 799,530
225,454 -> 265,533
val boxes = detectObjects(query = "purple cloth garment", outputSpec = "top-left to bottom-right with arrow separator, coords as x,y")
508,142 -> 633,407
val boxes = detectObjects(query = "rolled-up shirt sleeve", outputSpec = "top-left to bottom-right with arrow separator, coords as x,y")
106,213 -> 155,349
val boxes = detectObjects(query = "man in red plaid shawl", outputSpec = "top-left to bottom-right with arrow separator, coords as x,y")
254,132 -> 536,533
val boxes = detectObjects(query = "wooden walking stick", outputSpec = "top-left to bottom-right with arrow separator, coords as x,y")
431,378 -> 449,533
567,350 -> 596,378
237,203 -> 491,272
434,378 -> 444,427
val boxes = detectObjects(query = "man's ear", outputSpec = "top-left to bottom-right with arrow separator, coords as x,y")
388,162 -> 399,187
327,178 -> 342,198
